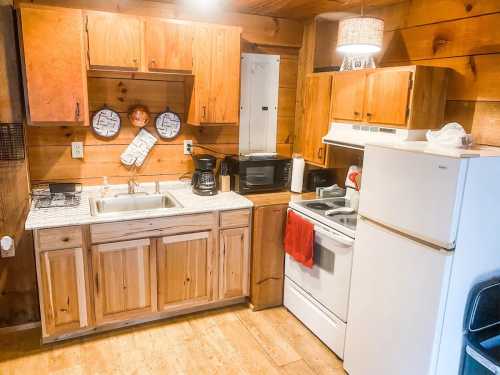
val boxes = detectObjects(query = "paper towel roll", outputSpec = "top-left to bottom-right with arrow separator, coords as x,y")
290,155 -> 305,193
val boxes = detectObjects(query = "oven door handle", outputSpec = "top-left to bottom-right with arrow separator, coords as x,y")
314,225 -> 354,248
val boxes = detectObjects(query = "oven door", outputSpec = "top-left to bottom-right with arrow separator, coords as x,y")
285,211 -> 354,322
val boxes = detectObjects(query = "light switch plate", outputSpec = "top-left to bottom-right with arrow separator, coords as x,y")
0,235 -> 15,258
71,142 -> 84,159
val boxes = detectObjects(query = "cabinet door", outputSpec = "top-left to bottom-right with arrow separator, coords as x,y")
188,25 -> 240,125
209,25 -> 241,124
92,239 -> 155,325
220,227 -> 250,299
301,74 -> 333,165
330,71 -> 366,122
188,24 -> 212,124
364,70 -> 412,126
145,19 -> 193,72
156,231 -> 215,311
38,248 -> 90,337
86,12 -> 141,70
18,5 -> 89,125
251,204 -> 287,310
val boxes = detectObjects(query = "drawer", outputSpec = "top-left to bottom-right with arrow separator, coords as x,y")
220,209 -> 250,228
284,277 -> 347,359
90,212 -> 217,244
37,226 -> 83,251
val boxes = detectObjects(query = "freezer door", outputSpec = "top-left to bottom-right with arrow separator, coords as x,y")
343,218 -> 453,375
359,144 -> 468,249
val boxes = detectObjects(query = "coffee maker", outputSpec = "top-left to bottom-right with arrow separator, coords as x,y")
192,154 -> 217,196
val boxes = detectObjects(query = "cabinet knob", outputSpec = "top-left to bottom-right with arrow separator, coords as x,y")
354,111 -> 360,116
366,112 -> 373,117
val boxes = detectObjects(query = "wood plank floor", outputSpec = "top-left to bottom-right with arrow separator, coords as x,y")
0,306 -> 346,375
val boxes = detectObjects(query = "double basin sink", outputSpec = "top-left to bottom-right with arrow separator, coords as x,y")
89,192 -> 182,216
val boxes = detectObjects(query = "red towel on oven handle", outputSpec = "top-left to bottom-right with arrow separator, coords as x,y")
284,210 -> 314,268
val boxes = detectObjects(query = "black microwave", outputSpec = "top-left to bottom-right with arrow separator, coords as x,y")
227,155 -> 292,194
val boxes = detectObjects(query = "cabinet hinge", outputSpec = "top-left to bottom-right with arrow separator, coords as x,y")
408,79 -> 413,90
406,107 -> 410,119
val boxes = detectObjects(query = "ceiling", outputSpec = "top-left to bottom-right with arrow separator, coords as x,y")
157,0 -> 403,20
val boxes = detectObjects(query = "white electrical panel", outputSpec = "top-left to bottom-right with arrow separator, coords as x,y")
239,53 -> 280,155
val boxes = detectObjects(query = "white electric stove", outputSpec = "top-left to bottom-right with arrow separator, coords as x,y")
284,189 -> 358,360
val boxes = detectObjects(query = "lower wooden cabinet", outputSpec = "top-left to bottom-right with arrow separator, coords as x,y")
250,204 -> 288,310
34,210 -> 251,342
91,239 -> 156,325
219,227 -> 250,299
156,231 -> 215,311
38,247 -> 90,337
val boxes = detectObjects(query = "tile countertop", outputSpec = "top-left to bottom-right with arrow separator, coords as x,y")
25,181 -> 254,230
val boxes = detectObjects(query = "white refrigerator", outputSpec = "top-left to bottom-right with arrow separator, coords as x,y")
344,142 -> 500,375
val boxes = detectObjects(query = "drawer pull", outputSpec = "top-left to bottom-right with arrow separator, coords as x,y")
62,237 -> 70,242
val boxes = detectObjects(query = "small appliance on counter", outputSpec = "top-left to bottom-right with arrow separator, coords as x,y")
192,154 -> 217,196
227,154 -> 291,194
305,168 -> 335,192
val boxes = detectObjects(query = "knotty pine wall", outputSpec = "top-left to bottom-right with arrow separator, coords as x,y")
24,1 -> 301,185
376,0 -> 500,146
0,0 -> 39,328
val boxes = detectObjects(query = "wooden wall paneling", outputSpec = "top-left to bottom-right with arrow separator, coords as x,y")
445,101 -> 500,146
18,4 -> 89,125
14,0 -> 303,48
381,13 -> 500,63
370,0 -> 500,31
384,54 -> 500,102
293,18 -> 316,155
376,0 -> 500,145
0,1 -> 23,123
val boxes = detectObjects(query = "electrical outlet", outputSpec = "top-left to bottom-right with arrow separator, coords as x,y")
184,140 -> 193,155
71,142 -> 84,159
0,236 -> 15,258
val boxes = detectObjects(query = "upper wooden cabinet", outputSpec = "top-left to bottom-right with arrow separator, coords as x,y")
330,66 -> 449,129
18,4 -> 89,125
187,24 -> 241,125
364,70 -> 412,126
301,74 -> 333,166
37,247 -> 90,337
331,71 -> 366,122
156,231 -> 215,311
145,19 -> 193,72
91,239 -> 156,325
85,12 -> 142,71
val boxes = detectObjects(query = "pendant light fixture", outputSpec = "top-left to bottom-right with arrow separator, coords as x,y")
336,0 -> 384,70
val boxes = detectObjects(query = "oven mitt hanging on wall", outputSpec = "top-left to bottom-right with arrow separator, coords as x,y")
120,129 -> 158,167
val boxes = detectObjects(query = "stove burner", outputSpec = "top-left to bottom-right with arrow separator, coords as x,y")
306,202 -> 332,210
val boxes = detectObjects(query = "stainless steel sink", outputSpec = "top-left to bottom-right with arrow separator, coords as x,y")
89,192 -> 182,216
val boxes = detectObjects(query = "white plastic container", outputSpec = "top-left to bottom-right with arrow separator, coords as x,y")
290,154 -> 305,193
